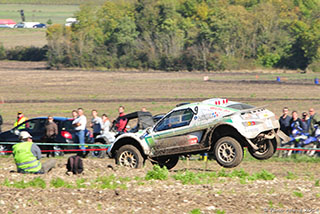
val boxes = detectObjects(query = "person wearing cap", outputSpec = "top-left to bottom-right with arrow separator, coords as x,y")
12,131 -> 56,174
13,112 -> 27,129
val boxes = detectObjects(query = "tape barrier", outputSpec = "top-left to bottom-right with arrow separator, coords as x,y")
0,148 -> 109,154
0,142 -> 111,154
0,142 -> 319,153
0,142 -> 110,147
277,147 -> 320,152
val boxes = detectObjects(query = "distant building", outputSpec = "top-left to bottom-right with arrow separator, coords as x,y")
65,18 -> 77,27
0,19 -> 16,28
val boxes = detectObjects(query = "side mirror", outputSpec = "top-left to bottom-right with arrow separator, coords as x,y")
146,127 -> 152,134
12,129 -> 20,136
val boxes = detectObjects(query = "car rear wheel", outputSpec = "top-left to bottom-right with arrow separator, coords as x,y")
89,143 -> 106,158
116,145 -> 144,168
248,139 -> 276,160
0,145 -> 10,155
151,156 -> 179,170
214,137 -> 243,168
53,146 -> 64,157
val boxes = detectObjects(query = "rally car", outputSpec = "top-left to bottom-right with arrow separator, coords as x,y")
107,98 -> 280,169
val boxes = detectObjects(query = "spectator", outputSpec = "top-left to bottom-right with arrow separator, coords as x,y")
301,112 -> 309,132
72,108 -> 87,155
12,131 -> 56,174
289,111 -> 304,135
72,110 -> 78,119
14,112 -> 27,129
44,115 -> 58,142
115,106 -> 127,133
279,107 -> 291,136
0,113 -> 2,133
90,109 -> 102,138
308,108 -> 319,135
96,114 -> 115,143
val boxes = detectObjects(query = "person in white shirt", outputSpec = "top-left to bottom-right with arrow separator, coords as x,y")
72,108 -> 87,155
96,114 -> 115,144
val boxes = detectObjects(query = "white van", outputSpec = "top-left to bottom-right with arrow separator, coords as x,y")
65,18 -> 77,27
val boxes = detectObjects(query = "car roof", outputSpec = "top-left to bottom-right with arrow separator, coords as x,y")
31,117 -> 72,121
172,98 -> 253,111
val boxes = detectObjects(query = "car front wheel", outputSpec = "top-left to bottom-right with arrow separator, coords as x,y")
115,145 -> 144,168
214,137 -> 243,168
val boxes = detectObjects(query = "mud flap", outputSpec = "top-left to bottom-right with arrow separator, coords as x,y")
277,130 -> 291,144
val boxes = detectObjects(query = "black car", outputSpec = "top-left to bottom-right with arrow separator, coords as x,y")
0,117 -> 94,156
33,23 -> 46,28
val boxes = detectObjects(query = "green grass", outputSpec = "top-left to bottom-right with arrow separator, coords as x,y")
190,209 -> 202,214
3,177 -> 46,189
0,0 -> 106,4
145,165 -> 169,181
285,171 -> 298,180
0,4 -> 80,24
293,191 -> 303,198
0,28 -> 46,48
173,168 -> 275,185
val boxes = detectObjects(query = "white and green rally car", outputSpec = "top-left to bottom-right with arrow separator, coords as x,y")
107,98 -> 280,169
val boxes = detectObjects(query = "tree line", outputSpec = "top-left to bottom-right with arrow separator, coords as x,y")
46,0 -> 320,71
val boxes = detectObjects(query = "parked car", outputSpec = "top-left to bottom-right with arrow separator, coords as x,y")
33,23 -> 46,28
107,98 -> 281,169
13,23 -> 25,28
0,117 -> 94,156
0,24 -> 11,28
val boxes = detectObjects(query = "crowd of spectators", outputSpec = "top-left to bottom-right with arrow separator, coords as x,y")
279,107 -> 319,137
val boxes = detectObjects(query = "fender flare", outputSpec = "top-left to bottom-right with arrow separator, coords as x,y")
108,133 -> 150,158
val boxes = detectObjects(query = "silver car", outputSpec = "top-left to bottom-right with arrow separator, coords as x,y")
107,98 -> 280,169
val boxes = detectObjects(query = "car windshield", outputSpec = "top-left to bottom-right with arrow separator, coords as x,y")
154,108 -> 194,132
227,103 -> 254,110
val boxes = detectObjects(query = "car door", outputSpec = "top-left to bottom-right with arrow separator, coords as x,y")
17,119 -> 46,142
149,108 -> 196,156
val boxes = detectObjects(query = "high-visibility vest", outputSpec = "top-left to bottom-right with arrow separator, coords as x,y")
13,142 -> 42,173
14,116 -> 27,129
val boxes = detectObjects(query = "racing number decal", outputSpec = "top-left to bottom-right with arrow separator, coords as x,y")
194,106 -> 198,115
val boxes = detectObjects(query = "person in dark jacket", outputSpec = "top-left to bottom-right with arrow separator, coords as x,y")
0,114 -> 2,133
279,107 -> 291,136
308,108 -> 320,136
289,111 -> 305,135
45,116 -> 58,142
301,112 -> 309,132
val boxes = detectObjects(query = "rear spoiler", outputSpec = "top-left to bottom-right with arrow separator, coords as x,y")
223,105 -> 268,118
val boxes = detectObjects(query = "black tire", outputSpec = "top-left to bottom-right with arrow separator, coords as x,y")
152,156 -> 179,170
214,137 -> 243,168
115,145 -> 144,168
89,143 -> 106,158
248,139 -> 276,160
